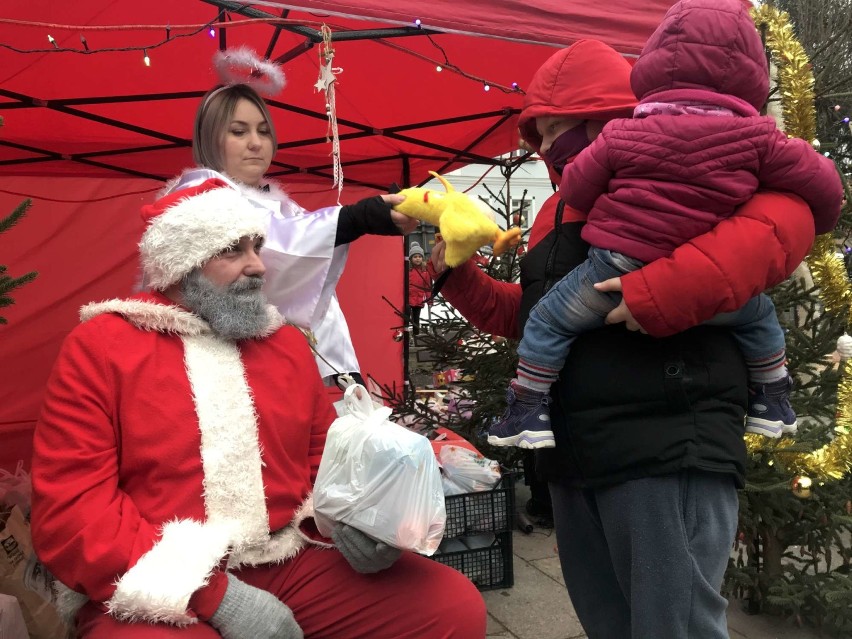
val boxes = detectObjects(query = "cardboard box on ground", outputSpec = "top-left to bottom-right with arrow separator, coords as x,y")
1,463 -> 70,639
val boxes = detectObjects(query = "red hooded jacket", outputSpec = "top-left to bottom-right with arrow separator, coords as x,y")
408,265 -> 433,307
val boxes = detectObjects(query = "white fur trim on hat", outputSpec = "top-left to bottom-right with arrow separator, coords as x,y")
140,187 -> 266,290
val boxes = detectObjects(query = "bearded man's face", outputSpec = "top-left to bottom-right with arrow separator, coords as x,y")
180,268 -> 269,339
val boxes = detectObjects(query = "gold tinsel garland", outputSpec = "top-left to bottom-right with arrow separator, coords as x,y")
745,5 -> 852,482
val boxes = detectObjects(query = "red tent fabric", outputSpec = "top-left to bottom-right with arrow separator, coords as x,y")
0,0 -> 680,185
0,0 -> 680,471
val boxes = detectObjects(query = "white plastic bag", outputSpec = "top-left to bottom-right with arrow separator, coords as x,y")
0,593 -> 29,639
314,385 -> 446,555
439,445 -> 501,496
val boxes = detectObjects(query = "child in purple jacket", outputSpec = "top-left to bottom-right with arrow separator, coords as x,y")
489,0 -> 843,449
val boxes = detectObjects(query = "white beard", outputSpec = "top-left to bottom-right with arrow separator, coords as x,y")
181,270 -> 270,340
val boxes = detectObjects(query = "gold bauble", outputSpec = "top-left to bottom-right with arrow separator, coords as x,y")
791,475 -> 813,499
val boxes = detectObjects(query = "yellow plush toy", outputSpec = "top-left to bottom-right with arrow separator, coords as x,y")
395,172 -> 522,267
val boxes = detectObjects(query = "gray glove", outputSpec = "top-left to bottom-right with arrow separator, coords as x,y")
331,523 -> 402,574
209,573 -> 303,639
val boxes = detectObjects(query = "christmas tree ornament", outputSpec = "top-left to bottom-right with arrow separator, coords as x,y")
314,25 -> 344,202
791,475 -> 813,499
837,333 -> 852,359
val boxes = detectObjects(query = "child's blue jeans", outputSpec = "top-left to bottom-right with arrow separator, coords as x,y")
518,247 -> 784,372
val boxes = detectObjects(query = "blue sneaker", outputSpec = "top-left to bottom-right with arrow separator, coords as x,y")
746,375 -> 797,438
487,385 -> 555,449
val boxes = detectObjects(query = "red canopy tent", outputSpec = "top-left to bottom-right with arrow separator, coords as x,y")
0,0 -> 678,469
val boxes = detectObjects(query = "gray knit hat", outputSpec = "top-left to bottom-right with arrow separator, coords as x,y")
408,241 -> 425,258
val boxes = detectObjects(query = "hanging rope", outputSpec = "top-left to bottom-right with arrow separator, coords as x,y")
315,24 -> 344,203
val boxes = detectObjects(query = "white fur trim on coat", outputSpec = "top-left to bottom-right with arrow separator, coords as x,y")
182,332 -> 270,547
140,186 -> 267,290
107,519 -> 234,625
162,168 -> 298,217
228,493 -> 333,568
81,298 -> 284,337
53,581 -> 90,625
77,295 -> 317,624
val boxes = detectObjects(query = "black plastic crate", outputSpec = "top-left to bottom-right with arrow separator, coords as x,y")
431,473 -> 515,590
432,531 -> 513,590
442,473 -> 514,539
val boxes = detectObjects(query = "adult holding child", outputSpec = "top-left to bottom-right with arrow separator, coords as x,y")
488,0 -> 841,449
162,49 -> 416,386
430,19 -> 821,638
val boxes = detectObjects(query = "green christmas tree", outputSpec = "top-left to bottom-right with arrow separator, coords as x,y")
0,117 -> 37,324
722,4 -> 852,636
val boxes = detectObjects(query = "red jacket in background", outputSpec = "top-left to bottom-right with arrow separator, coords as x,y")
408,266 -> 433,307
435,35 -> 817,488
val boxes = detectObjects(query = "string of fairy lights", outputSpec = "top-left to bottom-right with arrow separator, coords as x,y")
0,16 -> 524,94
813,104 -> 852,168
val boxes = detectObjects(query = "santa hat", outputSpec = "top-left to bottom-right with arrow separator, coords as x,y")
139,178 -> 267,290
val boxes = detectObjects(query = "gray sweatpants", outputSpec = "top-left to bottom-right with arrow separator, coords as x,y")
550,470 -> 738,639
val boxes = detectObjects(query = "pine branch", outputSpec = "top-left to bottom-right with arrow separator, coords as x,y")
0,194 -> 38,324
0,200 -> 32,234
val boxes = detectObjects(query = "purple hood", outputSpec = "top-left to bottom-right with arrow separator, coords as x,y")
630,0 -> 769,111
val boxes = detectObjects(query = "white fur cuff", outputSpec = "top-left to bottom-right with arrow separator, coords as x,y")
106,519 -> 234,626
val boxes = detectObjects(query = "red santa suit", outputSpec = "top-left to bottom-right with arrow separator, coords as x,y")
31,292 -> 334,625
31,179 -> 486,638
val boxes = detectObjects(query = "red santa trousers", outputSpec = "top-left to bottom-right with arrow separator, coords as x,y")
75,546 -> 486,638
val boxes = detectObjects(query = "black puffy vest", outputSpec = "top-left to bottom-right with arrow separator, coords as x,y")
521,202 -> 748,487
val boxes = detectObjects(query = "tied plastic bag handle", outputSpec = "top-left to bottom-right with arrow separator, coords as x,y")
342,384 -> 392,424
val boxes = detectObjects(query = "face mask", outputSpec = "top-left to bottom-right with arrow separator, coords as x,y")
543,121 -> 591,176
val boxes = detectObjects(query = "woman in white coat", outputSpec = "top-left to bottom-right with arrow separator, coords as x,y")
162,82 -> 414,385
